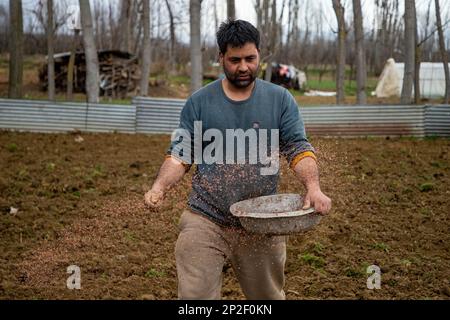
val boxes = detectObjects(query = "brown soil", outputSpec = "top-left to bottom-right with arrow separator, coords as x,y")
0,131 -> 449,300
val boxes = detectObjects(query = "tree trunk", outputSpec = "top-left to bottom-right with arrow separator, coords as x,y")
79,0 -> 99,103
264,0 -> 277,82
8,0 -> 23,99
255,0 -> 263,29
47,0 -> 55,101
133,13 -> 143,56
67,30 -> 79,101
190,0 -> 202,93
286,0 -> 293,55
140,0 -> 151,96
400,0 -> 415,105
352,0 -> 366,104
227,0 -> 235,20
108,3 -> 117,50
414,38 -> 421,104
119,0 -> 132,53
332,0 -> 346,104
213,0 -> 219,33
413,3 -> 420,104
435,0 -> 450,104
165,0 -> 176,74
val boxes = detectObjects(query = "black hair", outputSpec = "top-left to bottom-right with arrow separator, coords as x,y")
216,19 -> 260,54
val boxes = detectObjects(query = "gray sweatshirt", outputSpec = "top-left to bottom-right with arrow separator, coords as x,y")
167,78 -> 314,227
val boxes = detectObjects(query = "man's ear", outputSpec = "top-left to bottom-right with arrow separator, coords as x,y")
218,53 -> 224,64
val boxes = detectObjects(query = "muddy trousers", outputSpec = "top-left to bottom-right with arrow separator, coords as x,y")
175,210 -> 286,300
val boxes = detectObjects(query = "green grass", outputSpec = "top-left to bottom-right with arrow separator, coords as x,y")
372,242 -> 390,253
305,78 -> 378,96
46,162 -> 56,171
145,268 -> 166,278
345,268 -> 364,278
312,242 -> 324,254
299,253 -> 325,268
419,182 -> 434,192
6,143 -> 18,152
305,79 -> 337,91
168,75 -> 190,86
0,55 -> 43,69
168,75 -> 213,87
345,262 -> 371,278
123,231 -> 138,242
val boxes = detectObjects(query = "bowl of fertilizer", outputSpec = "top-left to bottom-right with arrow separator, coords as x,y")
230,194 -> 323,235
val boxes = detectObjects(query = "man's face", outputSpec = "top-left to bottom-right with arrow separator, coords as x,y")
220,42 -> 260,88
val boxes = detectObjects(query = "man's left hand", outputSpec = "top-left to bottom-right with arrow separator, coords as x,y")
302,189 -> 332,215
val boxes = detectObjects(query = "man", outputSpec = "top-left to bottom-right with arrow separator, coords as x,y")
144,20 -> 331,300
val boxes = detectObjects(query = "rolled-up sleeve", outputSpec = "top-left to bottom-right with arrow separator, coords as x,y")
279,90 -> 316,169
166,98 -> 197,170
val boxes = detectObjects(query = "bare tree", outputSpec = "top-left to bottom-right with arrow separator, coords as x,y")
79,0 -> 99,103
227,0 -> 235,20
108,2 -> 118,50
0,5 -> 8,53
371,0 -> 401,76
165,0 -> 176,74
264,0 -> 278,82
47,0 -> 55,101
255,0 -> 263,29
118,0 -> 138,53
31,0 -> 72,40
119,0 -> 130,52
190,0 -> 203,93
401,0 -> 416,104
413,2 -> 420,104
8,0 -> 23,99
67,29 -> 80,101
332,0 -> 346,104
435,0 -> 450,104
140,0 -> 151,96
352,0 -> 366,104
254,0 -> 270,77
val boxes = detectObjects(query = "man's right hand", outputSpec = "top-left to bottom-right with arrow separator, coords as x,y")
144,188 -> 165,210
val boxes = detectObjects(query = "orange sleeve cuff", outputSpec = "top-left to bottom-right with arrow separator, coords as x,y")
289,151 -> 317,170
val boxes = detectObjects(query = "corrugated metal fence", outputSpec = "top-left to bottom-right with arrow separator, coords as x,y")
0,99 -> 136,133
1,98 -> 449,137
134,97 -> 184,134
425,105 -> 450,137
301,105 -> 426,137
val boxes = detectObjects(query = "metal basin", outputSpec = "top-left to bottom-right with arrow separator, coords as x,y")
230,194 -> 323,235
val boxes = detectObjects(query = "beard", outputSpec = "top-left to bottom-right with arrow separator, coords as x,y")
223,64 -> 258,88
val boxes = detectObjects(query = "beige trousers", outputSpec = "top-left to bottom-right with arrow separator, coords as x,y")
175,209 -> 286,300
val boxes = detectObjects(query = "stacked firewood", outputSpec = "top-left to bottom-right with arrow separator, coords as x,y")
39,50 -> 141,98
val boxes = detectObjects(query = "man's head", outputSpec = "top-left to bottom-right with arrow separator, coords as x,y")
216,20 -> 260,88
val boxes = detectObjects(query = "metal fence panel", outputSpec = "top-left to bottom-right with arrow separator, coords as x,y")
134,97 -> 184,134
134,98 -> 429,137
301,105 -> 426,137
85,104 -> 136,133
1,98 -> 449,138
425,105 -> 450,137
0,99 -> 136,133
0,99 -> 86,133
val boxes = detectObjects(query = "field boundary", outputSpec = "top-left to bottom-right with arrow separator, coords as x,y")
0,98 -> 449,137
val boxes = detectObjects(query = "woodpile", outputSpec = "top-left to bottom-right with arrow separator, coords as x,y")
39,50 -> 141,98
